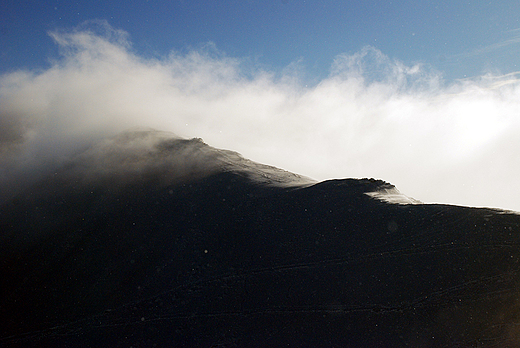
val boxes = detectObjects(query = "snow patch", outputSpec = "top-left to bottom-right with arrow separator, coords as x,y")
365,186 -> 422,205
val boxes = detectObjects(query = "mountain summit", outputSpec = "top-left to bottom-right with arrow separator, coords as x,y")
67,129 -> 317,187
1,130 -> 520,347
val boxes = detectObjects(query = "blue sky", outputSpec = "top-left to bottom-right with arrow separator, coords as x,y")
1,1 -> 520,211
3,1 -> 520,80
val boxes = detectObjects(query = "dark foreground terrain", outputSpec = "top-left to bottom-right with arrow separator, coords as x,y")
1,130 -> 520,347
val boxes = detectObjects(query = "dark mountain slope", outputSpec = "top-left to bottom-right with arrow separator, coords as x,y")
1,130 -> 520,347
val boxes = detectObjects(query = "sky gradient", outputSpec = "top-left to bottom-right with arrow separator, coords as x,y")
1,1 -> 520,211
3,1 -> 520,80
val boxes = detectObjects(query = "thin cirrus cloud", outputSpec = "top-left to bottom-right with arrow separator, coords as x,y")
1,22 -> 519,211
451,28 -> 520,61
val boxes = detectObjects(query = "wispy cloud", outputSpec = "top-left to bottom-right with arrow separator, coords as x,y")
1,21 -> 520,211
452,28 -> 520,61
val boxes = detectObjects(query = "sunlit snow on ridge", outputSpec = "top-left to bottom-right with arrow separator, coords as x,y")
365,186 -> 422,205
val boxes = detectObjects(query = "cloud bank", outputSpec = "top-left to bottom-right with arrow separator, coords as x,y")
1,22 -> 520,211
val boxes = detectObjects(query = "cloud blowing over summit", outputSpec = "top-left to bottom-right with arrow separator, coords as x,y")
1,22 -> 520,211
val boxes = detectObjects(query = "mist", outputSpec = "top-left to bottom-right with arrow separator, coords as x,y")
1,22 -> 519,211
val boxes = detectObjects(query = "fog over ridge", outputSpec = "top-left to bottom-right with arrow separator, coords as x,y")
1,21 -> 519,211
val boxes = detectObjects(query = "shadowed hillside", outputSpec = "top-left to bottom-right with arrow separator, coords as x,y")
1,130 -> 520,347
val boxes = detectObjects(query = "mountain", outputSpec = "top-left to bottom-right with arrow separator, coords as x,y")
1,130 -> 520,347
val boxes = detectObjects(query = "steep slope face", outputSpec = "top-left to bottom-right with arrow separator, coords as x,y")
1,130 -> 520,347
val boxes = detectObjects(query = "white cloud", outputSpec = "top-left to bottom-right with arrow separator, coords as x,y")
1,22 -> 520,211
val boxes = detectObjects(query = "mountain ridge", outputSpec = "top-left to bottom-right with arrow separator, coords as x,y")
2,129 -> 520,347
